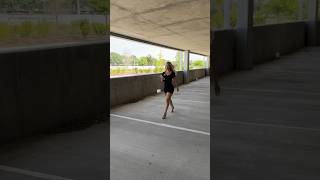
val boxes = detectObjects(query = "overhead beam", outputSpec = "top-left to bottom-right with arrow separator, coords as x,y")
110,32 -> 208,56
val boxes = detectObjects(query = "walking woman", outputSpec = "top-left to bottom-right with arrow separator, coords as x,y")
160,62 -> 179,119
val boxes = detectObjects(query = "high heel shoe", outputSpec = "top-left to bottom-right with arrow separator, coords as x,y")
171,106 -> 174,112
162,113 -> 167,119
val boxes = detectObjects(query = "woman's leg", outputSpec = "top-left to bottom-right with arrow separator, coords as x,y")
163,93 -> 172,119
169,97 -> 174,112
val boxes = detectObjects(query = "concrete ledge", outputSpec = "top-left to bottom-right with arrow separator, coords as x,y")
211,22 -> 306,76
110,69 -> 207,107
0,42 -> 108,144
189,69 -> 206,82
253,22 -> 305,64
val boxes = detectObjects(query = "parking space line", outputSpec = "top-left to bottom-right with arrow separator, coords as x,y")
0,165 -> 75,180
172,99 -> 210,104
213,119 -> 320,132
179,92 -> 209,96
111,114 -> 210,136
222,87 -> 320,96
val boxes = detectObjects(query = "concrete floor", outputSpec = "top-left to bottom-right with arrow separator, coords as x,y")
0,123 -> 109,180
212,47 -> 320,179
0,77 -> 209,180
110,77 -> 210,180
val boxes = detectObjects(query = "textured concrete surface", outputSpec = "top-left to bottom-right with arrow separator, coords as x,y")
111,77 -> 210,180
212,47 -> 320,179
0,41 -> 108,144
0,123 -> 109,180
110,0 -> 210,55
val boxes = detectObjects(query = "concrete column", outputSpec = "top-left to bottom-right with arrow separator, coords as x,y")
236,0 -> 254,70
298,0 -> 305,21
76,0 -> 81,15
180,51 -> 183,71
307,0 -> 318,46
183,50 -> 190,83
224,0 -> 232,29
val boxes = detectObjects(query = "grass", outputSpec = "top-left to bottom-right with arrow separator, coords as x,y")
0,20 -> 107,46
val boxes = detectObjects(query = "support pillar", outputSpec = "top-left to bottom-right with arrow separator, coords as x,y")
206,55 -> 210,76
224,0 -> 232,29
76,0 -> 81,15
180,51 -> 183,71
236,0 -> 254,70
307,0 -> 318,46
183,50 -> 190,83
298,0 -> 305,21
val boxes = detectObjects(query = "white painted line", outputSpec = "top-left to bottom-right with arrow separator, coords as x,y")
223,87 -> 320,96
0,165 -> 75,180
111,114 -> 210,136
184,90 -> 209,93
214,119 -> 320,132
179,92 -> 209,96
173,99 -> 210,104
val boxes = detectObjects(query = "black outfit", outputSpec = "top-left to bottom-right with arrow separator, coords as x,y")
162,71 -> 176,94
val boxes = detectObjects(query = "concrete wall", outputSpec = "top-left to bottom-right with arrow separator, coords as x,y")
110,69 -> 206,107
252,22 -> 306,64
0,41 -> 108,144
211,30 -> 235,75
189,69 -> 206,82
211,22 -> 306,75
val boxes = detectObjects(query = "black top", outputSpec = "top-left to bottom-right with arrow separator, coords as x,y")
162,71 -> 176,93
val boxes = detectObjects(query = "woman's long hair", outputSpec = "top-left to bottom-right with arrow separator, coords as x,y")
165,62 -> 175,72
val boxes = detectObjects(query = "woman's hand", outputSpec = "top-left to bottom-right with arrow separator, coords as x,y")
160,75 -> 164,82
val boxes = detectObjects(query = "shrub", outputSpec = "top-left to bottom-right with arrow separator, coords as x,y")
79,19 -> 90,38
35,20 -> 51,37
0,23 -> 10,40
18,21 -> 34,37
92,23 -> 107,36
70,20 -> 82,34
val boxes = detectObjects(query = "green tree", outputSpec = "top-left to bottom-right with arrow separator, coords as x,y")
146,55 -> 155,66
190,60 -> 205,69
137,56 -> 148,66
155,51 -> 165,73
110,52 -> 123,65
211,0 -> 224,29
88,0 -> 109,14
255,0 -> 299,24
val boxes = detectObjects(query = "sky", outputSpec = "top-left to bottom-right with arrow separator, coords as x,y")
110,36 -> 208,62
110,36 -> 178,61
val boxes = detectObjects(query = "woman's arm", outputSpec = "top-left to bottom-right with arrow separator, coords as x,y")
160,73 -> 164,82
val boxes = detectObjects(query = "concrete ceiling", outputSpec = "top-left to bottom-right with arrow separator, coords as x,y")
111,0 -> 210,55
